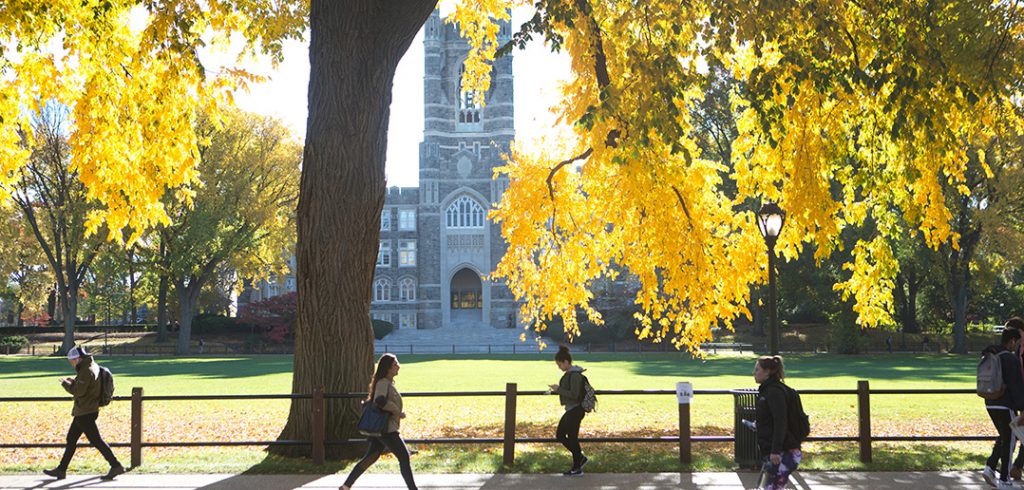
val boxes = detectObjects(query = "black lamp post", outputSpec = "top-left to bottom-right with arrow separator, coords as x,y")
756,202 -> 786,355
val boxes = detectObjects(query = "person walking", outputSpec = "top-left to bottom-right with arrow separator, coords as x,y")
1000,317 -> 1024,480
340,353 -> 417,490
548,345 -> 589,476
43,346 -> 125,481
753,355 -> 801,490
983,325 -> 1024,488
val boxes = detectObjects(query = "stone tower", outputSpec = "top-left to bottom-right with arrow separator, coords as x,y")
415,10 -> 516,329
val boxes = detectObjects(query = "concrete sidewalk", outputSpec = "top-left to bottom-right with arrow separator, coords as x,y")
0,472 -> 998,490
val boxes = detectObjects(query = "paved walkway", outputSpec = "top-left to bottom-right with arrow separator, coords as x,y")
0,472 -> 998,489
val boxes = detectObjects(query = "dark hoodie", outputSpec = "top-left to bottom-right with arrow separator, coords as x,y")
755,377 -> 801,456
555,365 -> 586,410
983,344 -> 1024,410
62,355 -> 101,416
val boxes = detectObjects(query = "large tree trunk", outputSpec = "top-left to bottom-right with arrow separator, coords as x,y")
60,283 -> 78,354
128,250 -> 137,324
157,274 -> 169,342
894,270 -> 922,334
157,238 -> 169,342
271,0 -> 437,460
950,267 -> 969,354
905,273 -> 921,334
15,302 -> 23,328
175,280 -> 203,355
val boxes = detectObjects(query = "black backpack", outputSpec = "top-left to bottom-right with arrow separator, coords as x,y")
772,383 -> 810,441
98,365 -> 115,407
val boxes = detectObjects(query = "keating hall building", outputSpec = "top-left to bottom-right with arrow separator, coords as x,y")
248,11 -> 520,333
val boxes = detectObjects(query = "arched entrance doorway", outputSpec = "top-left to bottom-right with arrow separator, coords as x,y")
450,268 -> 482,325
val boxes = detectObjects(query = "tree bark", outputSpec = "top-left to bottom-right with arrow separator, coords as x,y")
271,0 -> 438,459
157,238 -> 169,343
128,249 -> 137,324
905,270 -> 921,334
947,229 -> 979,355
157,274 -> 169,342
951,271 -> 969,354
60,283 -> 78,353
175,278 -> 204,355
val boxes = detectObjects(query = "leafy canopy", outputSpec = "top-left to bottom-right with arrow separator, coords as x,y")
5,1 -> 1023,353
0,0 -> 306,243
454,0 -> 1024,351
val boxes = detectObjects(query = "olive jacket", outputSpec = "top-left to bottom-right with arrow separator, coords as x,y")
62,355 -> 101,417
554,366 -> 586,411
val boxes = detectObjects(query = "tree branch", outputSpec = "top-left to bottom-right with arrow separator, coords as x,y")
671,186 -> 694,228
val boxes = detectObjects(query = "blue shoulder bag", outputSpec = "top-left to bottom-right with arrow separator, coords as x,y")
357,400 -> 389,436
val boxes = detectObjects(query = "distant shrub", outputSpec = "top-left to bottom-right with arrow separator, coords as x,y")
828,309 -> 864,354
192,313 -> 238,334
238,293 -> 296,344
0,335 -> 29,353
372,320 -> 394,340
540,308 -> 638,344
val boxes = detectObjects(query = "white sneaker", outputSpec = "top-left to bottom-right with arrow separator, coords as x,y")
985,466 -> 999,487
998,480 -> 1015,489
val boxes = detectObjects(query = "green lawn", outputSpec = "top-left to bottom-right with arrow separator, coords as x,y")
0,353 -> 993,474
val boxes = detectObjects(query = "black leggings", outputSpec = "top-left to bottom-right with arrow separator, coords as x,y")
58,412 -> 120,469
988,408 -> 1016,481
343,432 -> 417,489
556,406 -> 586,468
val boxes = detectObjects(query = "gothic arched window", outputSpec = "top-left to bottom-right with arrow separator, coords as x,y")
399,277 -> 416,302
373,278 -> 391,302
446,196 -> 485,229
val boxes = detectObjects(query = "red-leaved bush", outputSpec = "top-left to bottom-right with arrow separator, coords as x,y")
238,292 -> 296,343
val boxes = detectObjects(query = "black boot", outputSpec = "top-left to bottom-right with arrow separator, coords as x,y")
100,464 -> 126,481
43,467 -> 66,480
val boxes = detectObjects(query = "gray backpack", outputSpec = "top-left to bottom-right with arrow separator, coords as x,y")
579,373 -> 597,412
978,351 -> 1012,400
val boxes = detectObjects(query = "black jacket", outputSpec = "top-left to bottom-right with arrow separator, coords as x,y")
983,344 -> 1024,410
756,378 -> 800,456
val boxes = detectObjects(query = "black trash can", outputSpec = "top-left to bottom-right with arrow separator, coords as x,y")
732,388 -> 760,469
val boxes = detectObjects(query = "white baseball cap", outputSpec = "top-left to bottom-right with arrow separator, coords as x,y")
67,346 -> 87,360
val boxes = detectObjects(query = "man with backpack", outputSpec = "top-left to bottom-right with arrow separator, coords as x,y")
980,326 -> 1024,488
43,345 -> 125,481
998,317 -> 1024,481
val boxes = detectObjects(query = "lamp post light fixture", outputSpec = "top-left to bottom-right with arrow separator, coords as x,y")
756,201 -> 786,356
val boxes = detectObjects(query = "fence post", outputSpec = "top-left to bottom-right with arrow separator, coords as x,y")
312,387 -> 325,465
131,387 -> 143,468
857,380 -> 871,463
678,394 -> 691,464
503,382 -> 517,466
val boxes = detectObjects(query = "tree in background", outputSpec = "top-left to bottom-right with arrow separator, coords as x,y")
0,206 -> 52,326
161,108 -> 299,355
937,121 -> 1024,352
3,105 -> 106,352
